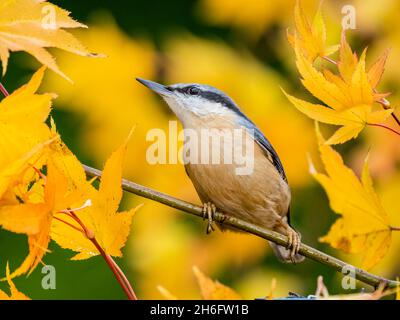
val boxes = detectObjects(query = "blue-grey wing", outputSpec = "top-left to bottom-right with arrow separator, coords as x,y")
254,128 -> 287,182
243,120 -> 291,224
239,117 -> 288,182
240,119 -> 291,224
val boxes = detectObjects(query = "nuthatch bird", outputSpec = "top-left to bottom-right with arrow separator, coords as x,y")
137,78 -> 304,263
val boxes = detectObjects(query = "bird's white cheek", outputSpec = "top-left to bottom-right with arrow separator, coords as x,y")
189,99 -> 227,117
163,97 -> 187,121
163,96 -> 233,127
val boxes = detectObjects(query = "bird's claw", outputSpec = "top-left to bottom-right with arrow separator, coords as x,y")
202,202 -> 216,234
286,229 -> 301,263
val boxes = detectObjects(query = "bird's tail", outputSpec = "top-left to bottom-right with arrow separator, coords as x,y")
269,241 -> 305,264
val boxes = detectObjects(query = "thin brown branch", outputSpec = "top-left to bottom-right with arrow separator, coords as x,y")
58,209 -> 138,300
83,164 -> 399,290
90,237 -> 137,300
108,256 -> 137,299
0,81 -> 9,97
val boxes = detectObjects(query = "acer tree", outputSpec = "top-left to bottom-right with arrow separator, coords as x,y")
0,0 -> 399,300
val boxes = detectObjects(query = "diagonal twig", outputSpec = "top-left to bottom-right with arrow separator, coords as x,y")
83,164 -> 399,290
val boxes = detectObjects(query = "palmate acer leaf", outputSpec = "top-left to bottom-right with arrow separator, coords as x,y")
310,124 -> 392,270
0,0 -> 100,81
283,35 -> 393,145
2,138 -> 92,277
0,124 -> 89,278
1,128 -> 137,277
287,0 -> 339,61
285,2 -> 393,145
51,133 -> 137,260
293,37 -> 389,112
0,66 -> 54,200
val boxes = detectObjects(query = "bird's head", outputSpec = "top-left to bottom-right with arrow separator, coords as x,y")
136,78 -> 243,125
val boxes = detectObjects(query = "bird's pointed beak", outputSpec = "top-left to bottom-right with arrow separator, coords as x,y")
136,78 -> 173,97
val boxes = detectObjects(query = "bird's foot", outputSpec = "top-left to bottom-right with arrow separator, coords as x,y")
286,228 -> 301,263
202,202 -> 216,234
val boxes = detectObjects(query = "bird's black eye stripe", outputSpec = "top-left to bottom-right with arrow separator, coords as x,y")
180,86 -> 201,96
174,86 -> 200,95
199,91 -> 236,108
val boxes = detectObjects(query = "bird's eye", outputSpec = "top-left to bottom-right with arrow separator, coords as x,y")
187,86 -> 200,95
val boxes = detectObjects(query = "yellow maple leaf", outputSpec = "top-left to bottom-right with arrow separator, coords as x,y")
0,66 -> 54,200
284,35 -> 393,145
287,1 -> 339,61
0,152 -> 86,278
0,0 -> 100,81
0,126 -> 89,278
51,132 -> 137,260
0,264 -> 30,300
310,124 -> 392,270
293,37 -> 387,111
